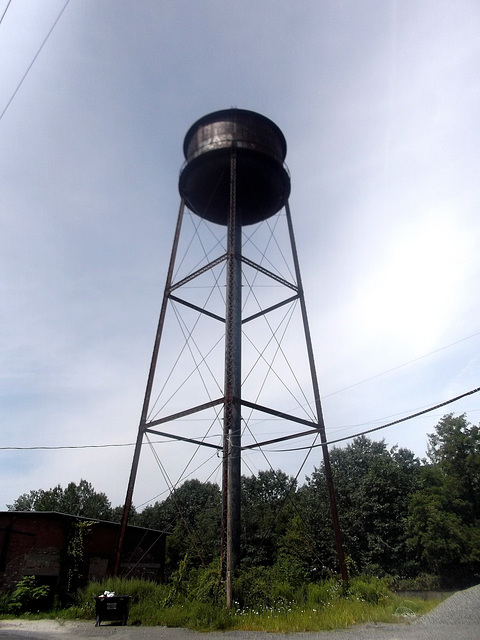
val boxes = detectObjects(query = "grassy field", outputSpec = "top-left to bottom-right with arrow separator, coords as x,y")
43,575 -> 443,632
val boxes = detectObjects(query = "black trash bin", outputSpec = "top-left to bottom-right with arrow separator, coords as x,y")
95,595 -> 131,626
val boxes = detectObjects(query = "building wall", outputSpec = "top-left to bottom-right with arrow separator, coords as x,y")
0,512 -> 166,594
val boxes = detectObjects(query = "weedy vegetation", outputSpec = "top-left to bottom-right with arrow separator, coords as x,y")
25,566 -> 443,632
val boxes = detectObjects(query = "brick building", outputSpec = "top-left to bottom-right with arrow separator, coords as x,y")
0,511 -> 166,597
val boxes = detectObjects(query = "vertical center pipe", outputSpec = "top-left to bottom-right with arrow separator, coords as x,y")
223,149 -> 242,608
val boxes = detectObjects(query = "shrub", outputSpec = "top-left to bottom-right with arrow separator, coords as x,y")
75,577 -> 169,620
0,592 -> 11,614
188,560 -> 225,605
347,576 -> 391,604
233,565 -> 293,610
305,579 -> 342,606
7,576 -> 50,613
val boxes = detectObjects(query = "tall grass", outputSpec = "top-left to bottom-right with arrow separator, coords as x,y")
60,571 -> 442,632
66,577 -> 231,630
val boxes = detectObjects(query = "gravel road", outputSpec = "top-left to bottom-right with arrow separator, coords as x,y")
1,584 -> 479,640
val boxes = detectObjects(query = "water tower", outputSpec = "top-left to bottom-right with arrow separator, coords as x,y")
115,109 -> 346,605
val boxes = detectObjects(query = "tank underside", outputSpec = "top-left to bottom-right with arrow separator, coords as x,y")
178,109 -> 290,226
179,148 -> 290,226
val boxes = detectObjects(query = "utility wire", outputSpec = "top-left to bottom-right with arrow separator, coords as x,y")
0,442 -> 136,451
0,0 -> 70,122
323,330 -> 480,399
146,435 -> 207,566
3,328 -> 477,452
268,385 -> 480,452
0,0 -> 13,26
2,386 -> 478,452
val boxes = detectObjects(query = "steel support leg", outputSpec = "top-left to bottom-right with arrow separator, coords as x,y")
285,201 -> 348,582
114,200 -> 186,576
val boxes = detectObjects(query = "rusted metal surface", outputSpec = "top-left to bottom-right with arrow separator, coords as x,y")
223,150 -> 242,607
179,109 -> 290,225
285,200 -> 348,583
114,200 -> 186,577
117,110 -> 347,595
182,109 -> 287,163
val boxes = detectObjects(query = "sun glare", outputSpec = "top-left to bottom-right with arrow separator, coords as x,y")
357,212 -> 469,353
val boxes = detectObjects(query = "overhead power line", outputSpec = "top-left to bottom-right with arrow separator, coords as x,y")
1,441 -> 142,451
323,330 -> 480,399
1,385 -> 479,453
269,385 -> 480,452
0,0 -> 71,122
0,0 -> 13,26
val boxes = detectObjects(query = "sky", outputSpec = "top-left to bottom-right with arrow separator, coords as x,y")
1,0 -> 480,512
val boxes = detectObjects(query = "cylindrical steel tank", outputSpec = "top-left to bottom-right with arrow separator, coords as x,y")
178,109 -> 291,226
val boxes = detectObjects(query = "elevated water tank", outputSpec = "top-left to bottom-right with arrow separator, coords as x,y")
179,109 -> 290,226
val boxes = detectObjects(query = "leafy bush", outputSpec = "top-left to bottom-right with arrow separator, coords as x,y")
306,579 -> 342,605
271,556 -> 307,588
0,592 -> 11,614
233,565 -> 295,609
7,576 -> 50,613
385,572 -> 441,591
347,576 -> 391,604
56,571 -> 442,631
74,577 -> 169,620
233,566 -> 350,611
188,560 -> 225,605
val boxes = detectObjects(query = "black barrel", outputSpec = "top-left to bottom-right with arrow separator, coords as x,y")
179,109 -> 290,226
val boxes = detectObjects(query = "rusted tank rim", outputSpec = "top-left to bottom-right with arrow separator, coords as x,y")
182,108 -> 287,162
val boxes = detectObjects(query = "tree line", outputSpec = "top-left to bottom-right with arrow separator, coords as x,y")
8,413 -> 480,587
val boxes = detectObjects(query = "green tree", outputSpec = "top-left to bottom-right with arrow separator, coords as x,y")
408,467 -> 474,570
8,479 -> 113,520
305,437 -> 421,577
407,414 -> 480,585
137,479 -> 221,574
110,504 -> 139,524
427,413 -> 480,516
240,469 -> 297,567
9,486 -> 63,511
